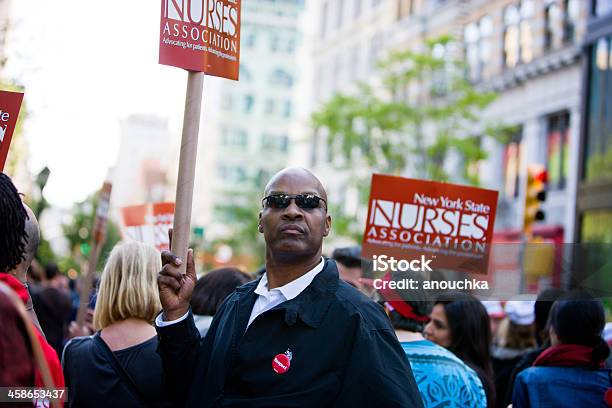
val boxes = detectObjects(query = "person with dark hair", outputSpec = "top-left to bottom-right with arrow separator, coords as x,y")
382,272 -> 486,407
512,291 -> 612,407
502,288 -> 566,406
31,263 -> 72,357
0,172 -> 65,389
0,172 -> 29,270
190,267 -> 252,337
156,168 -> 423,407
424,292 -> 496,407
331,246 -> 361,286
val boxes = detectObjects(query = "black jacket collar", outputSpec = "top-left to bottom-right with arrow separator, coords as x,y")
234,259 -> 339,330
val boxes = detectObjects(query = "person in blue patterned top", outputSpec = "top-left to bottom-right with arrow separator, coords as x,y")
378,271 -> 487,408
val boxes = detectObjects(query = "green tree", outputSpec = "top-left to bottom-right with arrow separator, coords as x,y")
213,182 -> 267,271
61,191 -> 121,274
312,35 -> 514,187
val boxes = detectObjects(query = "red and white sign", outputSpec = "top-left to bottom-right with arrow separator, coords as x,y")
159,0 -> 241,80
362,174 -> 499,275
121,202 -> 175,251
0,90 -> 24,171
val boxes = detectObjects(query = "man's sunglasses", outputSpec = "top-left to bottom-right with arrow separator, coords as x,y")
262,194 -> 327,210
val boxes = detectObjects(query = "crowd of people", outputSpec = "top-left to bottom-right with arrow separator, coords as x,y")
1,169 -> 612,408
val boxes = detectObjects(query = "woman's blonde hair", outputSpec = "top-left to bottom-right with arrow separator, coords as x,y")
93,241 -> 162,330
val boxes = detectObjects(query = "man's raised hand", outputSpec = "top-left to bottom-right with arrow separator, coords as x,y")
157,248 -> 197,321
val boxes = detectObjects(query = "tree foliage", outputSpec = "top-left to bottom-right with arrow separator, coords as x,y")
61,191 -> 121,274
213,183 -> 267,271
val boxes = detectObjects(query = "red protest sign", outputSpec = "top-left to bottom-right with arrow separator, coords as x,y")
159,0 -> 241,80
362,174 -> 499,275
121,202 -> 175,251
0,90 -> 24,172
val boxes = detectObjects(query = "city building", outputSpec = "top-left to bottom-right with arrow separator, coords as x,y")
110,115 -> 176,216
192,0 -> 305,239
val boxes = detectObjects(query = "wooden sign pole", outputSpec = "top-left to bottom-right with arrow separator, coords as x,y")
171,71 -> 204,274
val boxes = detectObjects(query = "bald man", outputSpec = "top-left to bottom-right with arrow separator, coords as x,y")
156,168 -> 423,407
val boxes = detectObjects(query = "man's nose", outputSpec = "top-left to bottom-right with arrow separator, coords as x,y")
281,199 -> 303,219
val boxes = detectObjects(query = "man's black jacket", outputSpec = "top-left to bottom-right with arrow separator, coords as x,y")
156,259 -> 423,407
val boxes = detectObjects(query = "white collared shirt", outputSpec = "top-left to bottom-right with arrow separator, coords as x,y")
247,257 -> 325,328
156,257 -> 326,330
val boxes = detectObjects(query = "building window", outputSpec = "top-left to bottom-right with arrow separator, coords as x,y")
563,0 -> 580,44
503,130 -> 524,199
397,0 -> 414,19
545,0 -> 580,51
464,15 -> 493,81
261,134 -> 289,152
546,111 -> 570,190
221,128 -> 248,149
217,164 -> 247,183
283,100 -> 293,118
270,34 -> 279,52
244,32 -> 256,48
243,95 -> 254,114
269,69 -> 294,87
287,38 -> 296,53
585,37 -> 612,182
431,41 -> 455,96
503,1 -> 535,68
265,99 -> 275,115
594,0 -> 612,17
544,1 -> 563,51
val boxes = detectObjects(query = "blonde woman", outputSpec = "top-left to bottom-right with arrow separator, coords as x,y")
62,242 -> 171,408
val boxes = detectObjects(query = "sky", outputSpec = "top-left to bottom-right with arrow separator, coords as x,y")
4,0 -> 196,207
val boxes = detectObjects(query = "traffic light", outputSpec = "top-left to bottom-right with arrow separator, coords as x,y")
523,164 -> 547,238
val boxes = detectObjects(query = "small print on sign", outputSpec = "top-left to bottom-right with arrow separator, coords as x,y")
362,174 -> 499,275
0,90 -> 24,172
159,0 -> 241,80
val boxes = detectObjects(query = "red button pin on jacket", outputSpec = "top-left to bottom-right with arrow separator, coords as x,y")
272,349 -> 293,374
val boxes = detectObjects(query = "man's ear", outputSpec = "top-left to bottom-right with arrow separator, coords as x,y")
258,211 -> 263,233
323,214 -> 331,237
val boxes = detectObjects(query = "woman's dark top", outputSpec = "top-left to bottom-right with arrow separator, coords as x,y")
62,333 -> 171,408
